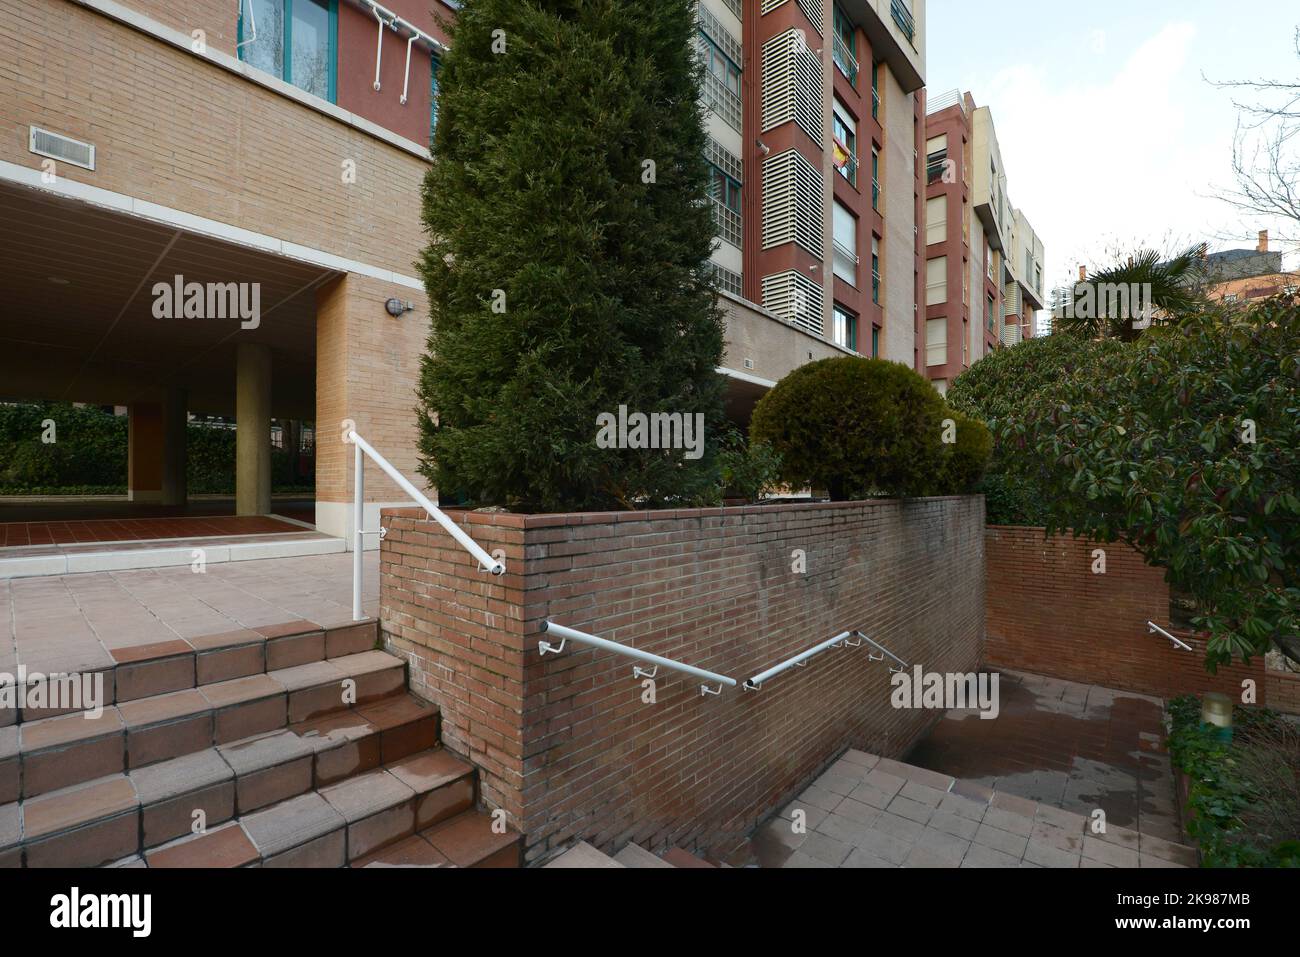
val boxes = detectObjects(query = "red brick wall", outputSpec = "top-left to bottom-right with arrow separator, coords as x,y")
380,498 -> 986,862
985,526 -> 1267,703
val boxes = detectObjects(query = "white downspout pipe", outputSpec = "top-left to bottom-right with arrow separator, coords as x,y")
372,6 -> 386,91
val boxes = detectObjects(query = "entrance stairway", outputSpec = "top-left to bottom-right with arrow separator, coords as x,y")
0,619 -> 521,868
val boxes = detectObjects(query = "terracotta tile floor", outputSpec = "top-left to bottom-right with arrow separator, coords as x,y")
0,516 -> 304,548
0,552 -> 379,674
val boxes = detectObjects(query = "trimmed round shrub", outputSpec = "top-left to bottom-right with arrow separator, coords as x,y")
938,411 -> 992,494
750,357 -> 948,500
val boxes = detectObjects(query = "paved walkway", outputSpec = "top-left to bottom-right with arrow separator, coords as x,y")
905,670 -> 1180,842
0,515 -> 304,548
754,750 -> 1195,868
0,551 -> 379,675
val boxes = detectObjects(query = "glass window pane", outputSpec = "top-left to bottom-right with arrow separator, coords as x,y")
430,57 -> 441,140
292,0 -> 332,100
244,0 -> 284,78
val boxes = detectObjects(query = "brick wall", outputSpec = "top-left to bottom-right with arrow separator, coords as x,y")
380,497 -> 986,862
985,526 -> 1268,704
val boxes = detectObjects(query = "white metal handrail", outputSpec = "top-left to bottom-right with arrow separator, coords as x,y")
1147,621 -> 1194,652
856,631 -> 909,673
538,621 -> 737,697
347,429 -> 504,622
744,631 -> 858,691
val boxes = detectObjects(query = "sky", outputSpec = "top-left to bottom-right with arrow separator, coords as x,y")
925,0 -> 1300,307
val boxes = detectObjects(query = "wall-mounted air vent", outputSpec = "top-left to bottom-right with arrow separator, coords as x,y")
744,358 -> 755,370
29,126 -> 95,171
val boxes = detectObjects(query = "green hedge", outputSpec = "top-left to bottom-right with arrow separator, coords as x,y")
0,402 -> 312,495
1166,695 -> 1300,867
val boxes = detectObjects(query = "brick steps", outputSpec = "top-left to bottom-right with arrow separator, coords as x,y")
135,751 -> 520,868
1,687 -> 440,867
661,847 -> 717,868
3,618 -> 379,728
4,645 -> 407,802
544,840 -> 624,868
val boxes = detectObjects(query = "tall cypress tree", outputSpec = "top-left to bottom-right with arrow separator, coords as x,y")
415,0 -> 726,512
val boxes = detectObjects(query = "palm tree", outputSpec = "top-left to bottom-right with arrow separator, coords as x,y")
1055,246 -> 1207,342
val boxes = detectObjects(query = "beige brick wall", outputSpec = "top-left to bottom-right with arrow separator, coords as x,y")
1,0 -> 427,277
316,273 -> 430,508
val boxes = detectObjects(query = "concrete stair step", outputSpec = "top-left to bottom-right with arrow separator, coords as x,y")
1,691 -> 439,867
614,843 -> 675,868
8,647 -> 408,800
662,847 -> 717,868
544,840 -> 624,868
6,618 -> 380,725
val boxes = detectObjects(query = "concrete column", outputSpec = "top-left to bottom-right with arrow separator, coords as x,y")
127,402 -> 163,503
236,342 -> 272,516
161,387 -> 188,507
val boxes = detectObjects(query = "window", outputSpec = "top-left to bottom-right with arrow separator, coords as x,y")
871,149 -> 880,210
926,318 -> 947,367
871,62 -> 880,119
833,101 -> 858,186
700,33 -> 741,97
925,195 -> 946,246
872,236 -> 880,304
708,163 -> 742,248
833,5 -> 858,86
926,135 -> 947,185
430,55 -> 442,141
833,305 -> 858,352
871,324 -> 880,358
987,293 -> 996,332
833,201 -> 858,286
239,0 -> 337,103
926,257 -> 948,305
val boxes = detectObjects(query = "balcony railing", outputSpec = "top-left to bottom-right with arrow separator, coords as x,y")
891,0 -> 916,46
832,33 -> 859,87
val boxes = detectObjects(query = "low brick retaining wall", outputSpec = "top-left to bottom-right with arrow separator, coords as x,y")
985,526 -> 1270,704
380,497 -> 986,862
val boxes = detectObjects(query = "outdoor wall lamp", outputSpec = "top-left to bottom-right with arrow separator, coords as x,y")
385,298 -> 414,317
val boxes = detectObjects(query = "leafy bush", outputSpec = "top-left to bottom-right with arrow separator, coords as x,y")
993,299 -> 1300,670
716,430 -> 783,503
750,357 -> 949,500
415,0 -> 726,512
947,335 -> 1126,524
938,411 -> 992,494
1166,695 -> 1300,867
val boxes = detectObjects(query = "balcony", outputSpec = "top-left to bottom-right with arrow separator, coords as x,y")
890,0 -> 916,47
833,33 -> 860,87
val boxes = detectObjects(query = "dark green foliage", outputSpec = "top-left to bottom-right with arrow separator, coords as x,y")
716,429 -> 783,503
415,0 -> 726,511
1166,695 -> 1300,867
0,402 -> 310,495
0,403 -> 126,488
749,357 -> 949,501
948,334 -> 1126,524
939,412 -> 992,494
994,300 -> 1300,670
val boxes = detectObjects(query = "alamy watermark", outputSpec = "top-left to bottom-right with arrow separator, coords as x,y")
890,666 -> 1000,720
152,274 -> 261,329
595,405 -> 705,460
1053,282 -> 1156,330
1,668 -> 104,719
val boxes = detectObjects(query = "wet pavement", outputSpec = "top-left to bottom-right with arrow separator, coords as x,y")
903,670 -> 1181,842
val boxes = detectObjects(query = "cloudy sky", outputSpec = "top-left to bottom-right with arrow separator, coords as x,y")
926,0 -> 1300,301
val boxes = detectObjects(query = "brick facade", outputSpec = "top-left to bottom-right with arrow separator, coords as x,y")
379,497 -> 986,862
985,526 -> 1273,705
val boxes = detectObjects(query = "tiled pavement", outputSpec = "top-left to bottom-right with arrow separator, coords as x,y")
0,515 -> 305,548
904,671 -> 1181,842
0,552 -> 380,676
754,750 -> 1197,869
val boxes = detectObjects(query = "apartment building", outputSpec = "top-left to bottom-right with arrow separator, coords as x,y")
700,0 -> 928,418
922,91 -> 1043,394
0,0 -> 927,553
